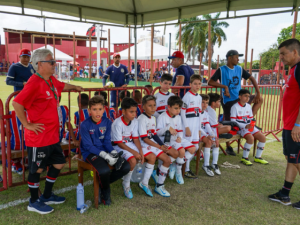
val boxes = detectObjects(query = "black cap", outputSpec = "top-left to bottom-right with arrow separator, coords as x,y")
226,50 -> 243,58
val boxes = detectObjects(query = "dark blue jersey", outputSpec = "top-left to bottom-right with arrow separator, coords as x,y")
172,64 -> 194,98
80,116 -> 114,160
6,62 -> 35,92
104,64 -> 129,87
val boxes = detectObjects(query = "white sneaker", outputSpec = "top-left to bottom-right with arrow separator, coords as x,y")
175,172 -> 184,185
202,165 -> 214,177
211,164 -> 221,175
169,163 -> 176,180
154,185 -> 170,197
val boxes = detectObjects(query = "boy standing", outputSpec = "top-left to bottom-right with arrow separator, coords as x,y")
157,96 -> 196,184
200,94 -> 221,176
181,74 -> 202,179
111,98 -> 157,198
138,95 -> 179,197
80,96 -> 130,205
230,89 -> 268,166
154,74 -> 174,118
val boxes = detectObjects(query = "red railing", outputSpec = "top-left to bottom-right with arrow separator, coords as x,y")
0,86 -> 150,191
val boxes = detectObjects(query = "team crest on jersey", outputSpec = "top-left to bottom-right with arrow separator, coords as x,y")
37,152 -> 46,158
147,146 -> 151,150
36,161 -> 42,167
190,101 -> 194,106
159,100 -> 165,104
121,68 -> 124,73
99,127 -> 106,134
246,111 -> 249,113
89,129 -> 95,134
30,69 -> 34,74
46,91 -> 50,96
238,111 -> 242,114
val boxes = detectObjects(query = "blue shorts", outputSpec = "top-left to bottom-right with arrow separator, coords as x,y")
110,90 -> 117,107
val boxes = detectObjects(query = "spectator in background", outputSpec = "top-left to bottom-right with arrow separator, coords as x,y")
0,61 -> 3,72
92,63 -> 97,78
137,62 -> 141,75
98,62 -> 104,78
6,49 -> 35,92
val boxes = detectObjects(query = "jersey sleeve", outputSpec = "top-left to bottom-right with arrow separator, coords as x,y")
242,69 -> 251,80
180,94 -> 189,128
211,68 -> 221,81
138,116 -> 148,138
156,115 -> 170,136
104,66 -> 111,77
175,67 -> 185,77
80,122 -> 103,156
6,66 -> 23,87
132,120 -> 139,139
111,121 -> 123,143
13,79 -> 38,109
177,116 -> 184,139
208,109 -> 218,128
103,120 -> 114,153
230,105 -> 247,129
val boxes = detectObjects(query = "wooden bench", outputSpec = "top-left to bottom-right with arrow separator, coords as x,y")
77,158 -> 114,209
182,134 -> 242,176
0,142 -> 76,159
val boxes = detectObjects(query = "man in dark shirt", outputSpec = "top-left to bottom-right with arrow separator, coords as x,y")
6,49 -> 35,92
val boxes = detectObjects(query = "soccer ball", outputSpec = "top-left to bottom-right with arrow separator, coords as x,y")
105,81 -> 115,88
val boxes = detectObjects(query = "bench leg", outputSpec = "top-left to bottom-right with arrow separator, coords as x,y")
182,162 -> 186,177
253,139 -> 258,157
93,169 -> 99,209
78,166 -> 84,185
237,139 -> 241,154
219,145 -> 227,155
195,145 -> 201,175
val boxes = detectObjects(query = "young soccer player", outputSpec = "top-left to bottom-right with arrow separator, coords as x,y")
157,96 -> 196,184
200,94 -> 221,176
180,74 -> 202,179
230,89 -> 268,166
111,97 -> 157,198
138,95 -> 179,197
80,96 -> 130,205
74,93 -> 90,128
115,90 -> 131,118
94,91 -> 112,121
144,84 -> 153,95
154,74 -> 174,118
132,90 -> 143,117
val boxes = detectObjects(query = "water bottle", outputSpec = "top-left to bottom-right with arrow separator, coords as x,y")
212,137 -> 216,148
76,183 -> 84,210
80,200 -> 92,214
249,118 -> 256,132
164,130 -> 171,146
130,161 -> 144,183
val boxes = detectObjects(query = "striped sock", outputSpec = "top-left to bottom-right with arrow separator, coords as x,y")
43,166 -> 60,199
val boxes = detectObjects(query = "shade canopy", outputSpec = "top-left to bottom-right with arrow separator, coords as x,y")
33,45 -> 73,61
0,0 -> 298,26
113,40 -> 175,60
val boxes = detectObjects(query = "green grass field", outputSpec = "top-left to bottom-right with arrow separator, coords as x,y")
0,76 -> 297,225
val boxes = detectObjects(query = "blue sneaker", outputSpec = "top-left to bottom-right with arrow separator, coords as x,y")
122,184 -> 133,199
151,170 -> 158,184
155,185 -> 170,197
139,182 -> 153,197
27,199 -> 54,214
169,163 -> 176,180
39,193 -> 66,205
175,172 -> 184,185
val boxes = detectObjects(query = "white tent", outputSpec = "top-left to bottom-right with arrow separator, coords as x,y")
33,45 -> 73,61
112,40 -> 175,60
186,60 -> 210,70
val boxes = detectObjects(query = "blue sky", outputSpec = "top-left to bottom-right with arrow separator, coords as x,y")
0,6 -> 298,61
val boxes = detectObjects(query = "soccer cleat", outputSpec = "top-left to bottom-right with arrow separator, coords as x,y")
122,184 -> 133,199
241,158 -> 253,166
175,172 -> 184,185
16,168 -> 23,175
139,182 -> 153,197
151,170 -> 158,184
168,163 -> 176,180
254,157 -> 269,165
184,171 -> 198,179
39,193 -> 66,205
292,201 -> 300,209
268,191 -> 291,205
28,199 -> 54,214
202,165 -> 214,177
90,170 -> 94,178
102,187 -> 111,206
211,164 -> 221,175
226,146 -> 236,156
155,185 -> 170,197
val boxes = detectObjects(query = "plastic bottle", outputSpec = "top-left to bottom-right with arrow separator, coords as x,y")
211,137 -> 216,148
80,200 -> 92,214
76,183 -> 84,210
249,118 -> 256,132
164,130 -> 171,146
130,161 -> 144,183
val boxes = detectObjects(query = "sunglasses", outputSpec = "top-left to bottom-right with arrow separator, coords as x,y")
36,60 -> 56,65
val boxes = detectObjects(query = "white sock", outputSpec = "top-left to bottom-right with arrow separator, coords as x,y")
256,142 -> 265,158
169,156 -> 175,164
158,159 -> 163,168
122,171 -> 133,188
176,157 -> 184,175
185,151 -> 194,161
185,157 -> 192,172
158,165 -> 169,185
243,143 -> 253,158
212,147 -> 219,165
142,163 -> 154,186
203,147 -> 210,166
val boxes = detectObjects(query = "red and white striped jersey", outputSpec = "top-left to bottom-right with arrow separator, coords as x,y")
154,91 -> 174,117
138,113 -> 157,146
111,116 -> 139,145
200,110 -> 215,137
230,102 -> 253,129
206,106 -> 218,128
156,111 -> 183,140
